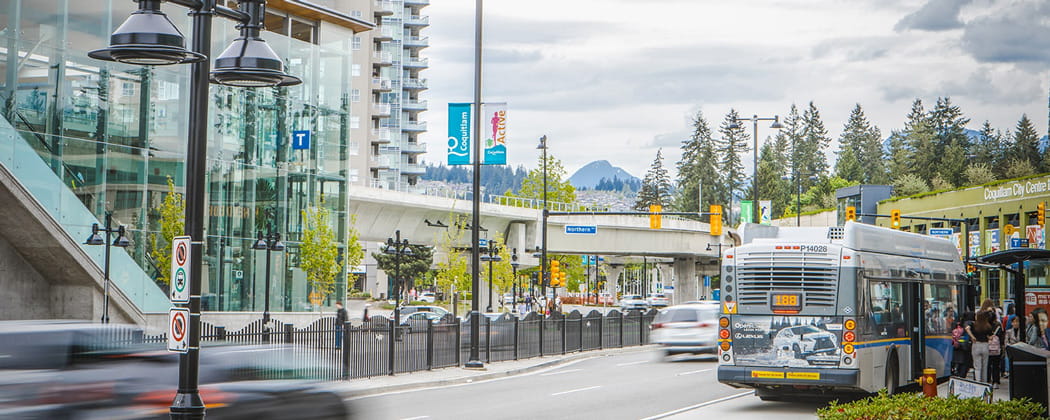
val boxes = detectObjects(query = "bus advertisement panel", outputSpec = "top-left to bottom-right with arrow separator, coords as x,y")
730,316 -> 842,368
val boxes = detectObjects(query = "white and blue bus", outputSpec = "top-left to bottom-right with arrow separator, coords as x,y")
716,221 -> 967,400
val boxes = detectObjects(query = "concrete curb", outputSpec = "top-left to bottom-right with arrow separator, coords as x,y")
341,345 -> 658,398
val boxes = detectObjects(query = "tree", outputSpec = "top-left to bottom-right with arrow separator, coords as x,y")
344,215 -> 365,293
1010,114 -> 1040,172
834,147 -> 862,183
513,153 -> 576,205
434,214 -> 470,299
755,142 -> 791,219
150,177 -> 184,286
973,121 -> 1006,177
300,206 -> 340,301
634,149 -> 673,210
929,97 -> 971,186
717,109 -> 750,212
963,163 -> 996,186
674,109 -> 725,214
482,233 -> 515,295
798,101 -> 831,183
373,238 -> 434,298
1004,158 -> 1036,179
893,173 -> 929,197
836,104 -> 887,184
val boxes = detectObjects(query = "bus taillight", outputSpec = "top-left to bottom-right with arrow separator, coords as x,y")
842,318 -> 857,367
720,341 -> 730,351
719,329 -> 730,340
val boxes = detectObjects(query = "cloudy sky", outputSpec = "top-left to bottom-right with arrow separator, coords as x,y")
415,0 -> 1050,180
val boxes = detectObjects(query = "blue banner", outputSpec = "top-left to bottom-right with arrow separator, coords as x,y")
447,103 -> 471,165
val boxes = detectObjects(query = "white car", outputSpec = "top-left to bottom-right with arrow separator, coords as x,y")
619,294 -> 649,311
651,303 -> 720,357
773,325 -> 839,363
502,293 -> 515,305
418,292 -> 436,303
647,293 -> 670,308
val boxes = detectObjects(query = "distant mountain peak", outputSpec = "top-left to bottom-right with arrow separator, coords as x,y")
569,160 -> 639,189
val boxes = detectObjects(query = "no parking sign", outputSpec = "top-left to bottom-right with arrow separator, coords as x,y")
168,307 -> 190,353
170,236 -> 191,303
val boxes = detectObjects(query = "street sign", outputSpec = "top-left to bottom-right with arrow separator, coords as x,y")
291,130 -> 311,150
565,225 -> 597,235
168,307 -> 190,353
478,238 -> 488,247
170,236 -> 191,303
929,228 -> 954,236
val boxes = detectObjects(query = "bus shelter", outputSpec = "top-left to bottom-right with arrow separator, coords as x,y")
975,249 -> 1050,343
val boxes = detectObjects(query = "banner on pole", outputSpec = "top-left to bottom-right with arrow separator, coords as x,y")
447,103 -> 471,165
482,102 -> 507,165
759,200 -> 772,225
740,200 -> 753,224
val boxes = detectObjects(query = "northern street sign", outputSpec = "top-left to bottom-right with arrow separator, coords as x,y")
565,225 -> 597,235
168,307 -> 190,353
929,228 -> 954,236
170,236 -> 191,303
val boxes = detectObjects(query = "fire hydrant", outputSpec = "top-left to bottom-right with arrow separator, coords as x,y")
918,368 -> 937,397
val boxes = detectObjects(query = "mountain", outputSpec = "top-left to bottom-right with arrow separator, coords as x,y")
568,160 -> 639,189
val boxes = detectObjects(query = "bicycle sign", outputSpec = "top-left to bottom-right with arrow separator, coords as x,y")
170,236 -> 191,303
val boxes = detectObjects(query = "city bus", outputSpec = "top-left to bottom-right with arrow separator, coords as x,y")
716,221 -> 967,400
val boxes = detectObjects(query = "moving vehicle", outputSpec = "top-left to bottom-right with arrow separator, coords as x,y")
418,292 -> 436,303
401,311 -> 445,333
399,305 -> 450,318
647,293 -> 670,308
717,222 -> 967,400
651,302 -> 720,357
502,293 -> 515,305
619,294 -> 649,311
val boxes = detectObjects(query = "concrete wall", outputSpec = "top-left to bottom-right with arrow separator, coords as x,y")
772,210 -> 838,227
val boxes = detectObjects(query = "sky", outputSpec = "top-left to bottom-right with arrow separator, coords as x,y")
415,0 -> 1050,181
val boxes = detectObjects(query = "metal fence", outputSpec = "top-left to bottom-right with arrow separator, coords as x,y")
141,308 -> 657,380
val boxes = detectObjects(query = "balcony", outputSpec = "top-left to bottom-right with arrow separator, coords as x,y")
405,15 -> 429,27
404,0 -> 430,6
369,154 -> 396,169
371,77 -> 391,92
371,128 -> 393,144
372,51 -> 393,66
402,99 -> 427,112
374,0 -> 395,15
402,78 -> 427,90
401,141 -> 427,154
402,163 -> 426,175
404,36 -> 429,48
374,26 -> 396,41
402,121 -> 427,132
403,57 -> 428,69
371,102 -> 391,117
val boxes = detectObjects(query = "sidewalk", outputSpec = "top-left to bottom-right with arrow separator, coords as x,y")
327,345 -> 658,398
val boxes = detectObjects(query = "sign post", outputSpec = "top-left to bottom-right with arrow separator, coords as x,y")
170,236 -> 192,303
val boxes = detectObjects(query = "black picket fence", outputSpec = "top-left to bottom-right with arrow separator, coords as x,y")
144,309 -> 657,380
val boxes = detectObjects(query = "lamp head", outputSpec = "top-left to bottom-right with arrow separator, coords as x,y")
706,244 -> 713,251
112,225 -> 131,248
770,116 -> 784,129
210,0 -> 301,87
88,0 -> 205,66
536,135 -> 547,150
84,223 -> 105,246
253,231 -> 268,250
728,121 -> 741,130
271,234 -> 285,252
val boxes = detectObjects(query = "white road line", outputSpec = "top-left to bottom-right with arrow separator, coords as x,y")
675,368 -> 712,376
641,391 -> 754,420
616,360 -> 648,367
399,416 -> 430,420
540,368 -> 584,376
550,385 -> 601,396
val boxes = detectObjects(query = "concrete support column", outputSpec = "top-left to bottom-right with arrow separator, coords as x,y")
657,264 -> 672,297
672,257 -> 698,305
605,265 -> 625,301
697,258 -> 721,300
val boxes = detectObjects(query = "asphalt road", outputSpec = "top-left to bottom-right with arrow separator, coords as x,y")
346,351 -> 831,420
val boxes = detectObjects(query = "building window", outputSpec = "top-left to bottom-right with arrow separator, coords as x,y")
264,10 -> 317,45
352,64 -> 361,77
290,18 -> 314,43
121,82 -> 135,97
351,89 -> 361,103
350,116 -> 360,129
352,36 -> 362,50
351,10 -> 363,18
265,10 -> 288,37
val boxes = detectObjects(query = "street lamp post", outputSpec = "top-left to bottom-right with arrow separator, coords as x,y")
729,115 -> 783,223
510,249 -> 520,313
384,230 -> 413,374
782,173 -> 818,227
706,243 -> 731,299
537,135 -> 549,299
480,240 -> 502,312
465,0 -> 486,371
83,212 -> 131,324
89,1 -> 301,417
252,230 -> 285,326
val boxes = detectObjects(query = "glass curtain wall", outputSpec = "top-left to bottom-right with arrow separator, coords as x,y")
1,0 -> 350,313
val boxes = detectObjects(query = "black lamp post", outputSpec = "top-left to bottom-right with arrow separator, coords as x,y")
83,212 -> 131,324
480,241 -> 502,312
510,249 -> 519,313
537,135 -> 549,299
729,115 -> 783,224
89,1 -> 300,417
252,230 -> 284,325
384,230 -> 413,373
782,173 -> 818,226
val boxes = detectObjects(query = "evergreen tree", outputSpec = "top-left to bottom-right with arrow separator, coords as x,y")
1010,114 -> 1040,173
929,97 -> 971,185
973,121 -> 1005,177
835,147 -> 862,182
755,142 -> 791,218
902,99 -> 939,184
836,104 -> 888,184
634,149 -> 673,210
886,130 -> 912,180
674,110 -> 725,214
798,101 -> 831,188
717,109 -> 750,212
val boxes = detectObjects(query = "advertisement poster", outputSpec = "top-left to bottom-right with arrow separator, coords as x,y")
759,200 -> 772,225
986,230 -> 1000,254
951,233 -> 964,257
730,315 -> 842,368
482,102 -> 507,165
969,231 -> 981,257
740,201 -> 753,224
447,103 -> 471,165
1027,225 -> 1045,249
1024,289 -> 1050,317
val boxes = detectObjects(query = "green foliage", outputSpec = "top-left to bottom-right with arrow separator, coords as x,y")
434,214 -> 471,296
1011,114 -> 1041,173
799,101 -> 832,178
755,142 -> 791,219
344,215 -> 365,293
817,391 -> 1042,420
300,207 -> 340,300
513,152 -> 576,204
963,163 -> 997,186
674,109 -> 724,215
150,177 -> 184,286
718,109 -> 750,204
893,173 -> 930,197
930,175 -> 954,191
1004,158 -> 1037,179
481,233 -> 515,293
634,148 -> 673,210
373,242 -> 434,294
836,104 -> 885,184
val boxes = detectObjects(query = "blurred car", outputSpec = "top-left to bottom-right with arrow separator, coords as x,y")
418,292 -> 436,303
647,293 -> 670,308
400,311 -> 444,333
619,294 -> 649,311
502,293 -> 515,305
399,305 -> 450,318
0,321 -> 348,419
650,303 -> 720,358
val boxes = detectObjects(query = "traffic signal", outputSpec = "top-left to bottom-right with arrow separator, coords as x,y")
560,271 -> 567,287
550,260 -> 560,287
890,209 -> 901,230
1039,202 -> 1045,226
845,206 -> 856,222
710,205 -> 723,236
649,204 -> 662,229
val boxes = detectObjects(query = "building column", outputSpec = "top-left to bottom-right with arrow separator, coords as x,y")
672,257 -> 697,305
605,264 -> 625,302
657,263 -> 672,296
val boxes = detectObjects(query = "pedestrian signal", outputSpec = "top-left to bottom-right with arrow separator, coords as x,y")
890,209 -> 901,230
710,205 -> 723,236
845,206 -> 856,222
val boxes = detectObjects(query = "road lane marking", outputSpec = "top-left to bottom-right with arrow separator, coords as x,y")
675,368 -> 712,376
400,416 -> 429,420
616,360 -> 648,367
640,390 -> 754,420
540,368 -> 584,376
551,385 -> 601,396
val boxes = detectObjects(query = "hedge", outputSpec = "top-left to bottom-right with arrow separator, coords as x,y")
817,391 -> 1043,420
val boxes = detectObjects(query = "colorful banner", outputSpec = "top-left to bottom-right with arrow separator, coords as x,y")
968,231 -> 981,257
482,102 -> 507,165
1027,225 -> 1045,249
447,103 -> 471,165
986,230 -> 1000,254
740,200 -> 753,224
759,200 -> 772,225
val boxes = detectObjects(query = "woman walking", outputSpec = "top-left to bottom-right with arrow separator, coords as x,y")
965,299 -> 997,382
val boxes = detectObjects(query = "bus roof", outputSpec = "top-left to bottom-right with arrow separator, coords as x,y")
738,221 -> 961,262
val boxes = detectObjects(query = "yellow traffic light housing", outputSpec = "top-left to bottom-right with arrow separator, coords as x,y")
1039,202 -> 1045,226
890,209 -> 901,230
845,206 -> 856,222
710,205 -> 723,236
549,260 -> 560,286
649,204 -> 662,229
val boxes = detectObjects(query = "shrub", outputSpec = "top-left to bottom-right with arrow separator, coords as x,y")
817,391 -> 1043,420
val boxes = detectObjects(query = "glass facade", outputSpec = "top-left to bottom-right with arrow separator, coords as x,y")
1,1 -> 353,312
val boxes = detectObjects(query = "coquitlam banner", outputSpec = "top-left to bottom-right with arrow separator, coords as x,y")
482,102 -> 507,165
447,103 -> 471,165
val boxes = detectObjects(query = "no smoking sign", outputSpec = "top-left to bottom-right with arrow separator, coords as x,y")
168,307 -> 190,353
170,236 -> 192,303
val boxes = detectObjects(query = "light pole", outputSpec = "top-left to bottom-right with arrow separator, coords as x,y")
729,115 -> 783,223
510,249 -> 520,313
537,135 -> 549,300
480,240 -> 502,312
782,173 -> 818,226
706,243 -> 732,299
83,212 -> 131,324
384,230 -> 413,365
89,1 -> 300,417
252,230 -> 284,326
465,0 -> 486,371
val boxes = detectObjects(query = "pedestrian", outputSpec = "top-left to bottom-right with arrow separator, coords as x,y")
952,311 -> 974,377
988,319 -> 1003,388
966,299 -> 996,382
334,301 -> 348,349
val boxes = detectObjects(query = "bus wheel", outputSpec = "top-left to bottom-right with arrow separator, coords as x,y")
885,355 -> 899,395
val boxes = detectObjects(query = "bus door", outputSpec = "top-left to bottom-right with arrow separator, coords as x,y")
905,282 -> 926,379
